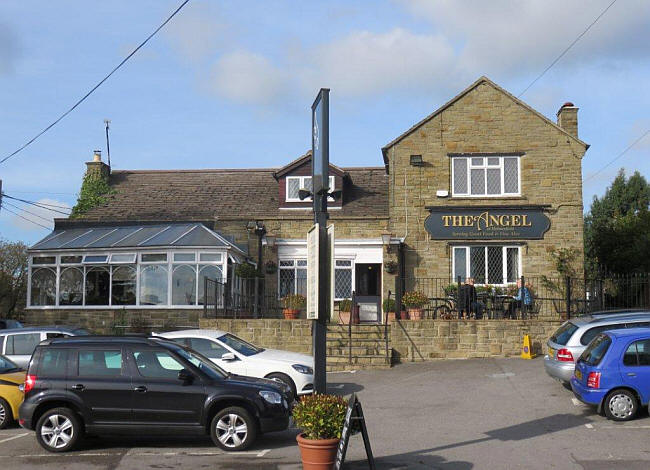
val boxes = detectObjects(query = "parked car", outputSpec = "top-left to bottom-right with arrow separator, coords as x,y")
19,335 -> 293,452
571,328 -> 650,421
0,354 -> 25,429
158,329 -> 314,398
0,320 -> 23,330
544,311 -> 650,384
0,326 -> 90,368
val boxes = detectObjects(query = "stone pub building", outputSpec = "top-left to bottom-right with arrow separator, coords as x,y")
25,77 -> 588,331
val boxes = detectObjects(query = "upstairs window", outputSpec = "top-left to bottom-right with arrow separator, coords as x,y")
452,156 -> 520,197
286,176 -> 335,202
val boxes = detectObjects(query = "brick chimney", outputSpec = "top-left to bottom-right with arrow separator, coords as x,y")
85,150 -> 110,182
556,102 -> 579,138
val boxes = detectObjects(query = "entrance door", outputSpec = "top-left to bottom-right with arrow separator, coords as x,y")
355,264 -> 381,323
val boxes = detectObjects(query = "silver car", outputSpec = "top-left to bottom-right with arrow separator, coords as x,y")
0,326 -> 90,368
545,310 -> 650,383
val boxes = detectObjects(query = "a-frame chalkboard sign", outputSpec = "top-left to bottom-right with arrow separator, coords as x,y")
334,394 -> 375,470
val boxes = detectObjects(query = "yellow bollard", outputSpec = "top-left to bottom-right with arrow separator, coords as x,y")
521,334 -> 536,359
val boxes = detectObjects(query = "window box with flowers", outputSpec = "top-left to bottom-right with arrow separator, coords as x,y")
402,291 -> 428,320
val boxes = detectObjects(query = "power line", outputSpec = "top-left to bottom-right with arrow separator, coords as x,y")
1,194 -> 71,215
584,129 -> 650,183
518,0 -> 618,97
6,190 -> 76,195
1,200 -> 54,223
0,203 -> 52,230
0,0 -> 191,166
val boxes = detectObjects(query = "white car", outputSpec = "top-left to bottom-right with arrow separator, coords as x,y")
157,329 -> 314,397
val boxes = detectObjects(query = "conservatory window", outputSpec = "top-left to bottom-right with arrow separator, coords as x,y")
83,255 -> 108,264
32,256 -> 56,265
60,255 -> 82,264
140,265 -> 168,305
141,253 -> 167,263
111,265 -> 136,305
172,264 -> 197,306
85,266 -> 110,305
59,267 -> 83,306
198,265 -> 223,305
173,253 -> 195,262
109,253 -> 136,264
30,267 -> 56,306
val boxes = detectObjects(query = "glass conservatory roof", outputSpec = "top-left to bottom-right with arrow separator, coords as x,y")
30,223 -> 245,253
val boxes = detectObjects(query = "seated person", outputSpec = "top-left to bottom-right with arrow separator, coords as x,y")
458,278 -> 484,319
506,279 -> 532,319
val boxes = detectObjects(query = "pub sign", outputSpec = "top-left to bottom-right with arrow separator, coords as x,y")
424,206 -> 551,240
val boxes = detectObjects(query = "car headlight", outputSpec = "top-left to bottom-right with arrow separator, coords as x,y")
292,364 -> 313,375
259,390 -> 282,404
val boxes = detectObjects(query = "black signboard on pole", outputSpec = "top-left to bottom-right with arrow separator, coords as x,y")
334,394 -> 375,470
311,88 -> 330,394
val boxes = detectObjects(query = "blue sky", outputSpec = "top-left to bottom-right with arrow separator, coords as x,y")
1,0 -> 649,244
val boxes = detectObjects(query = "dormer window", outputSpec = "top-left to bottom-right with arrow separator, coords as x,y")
286,176 -> 335,202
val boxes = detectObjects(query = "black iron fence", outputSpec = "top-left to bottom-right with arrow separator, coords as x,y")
203,277 -> 285,319
398,274 -> 650,320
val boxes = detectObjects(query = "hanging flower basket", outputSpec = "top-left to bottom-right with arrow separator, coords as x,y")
264,260 -> 278,274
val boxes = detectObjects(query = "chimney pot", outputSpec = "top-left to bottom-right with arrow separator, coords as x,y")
93,150 -> 102,162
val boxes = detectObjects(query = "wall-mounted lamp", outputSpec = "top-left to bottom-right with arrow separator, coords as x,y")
381,233 -> 393,253
409,154 -> 424,166
298,189 -> 312,201
264,235 -> 276,248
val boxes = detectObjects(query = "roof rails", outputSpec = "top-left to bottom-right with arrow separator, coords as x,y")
589,309 -> 650,317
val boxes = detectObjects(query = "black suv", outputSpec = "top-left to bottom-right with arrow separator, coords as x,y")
19,336 -> 293,452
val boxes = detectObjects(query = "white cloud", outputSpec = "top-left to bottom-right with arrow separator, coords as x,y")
7,199 -> 70,232
209,51 -> 290,105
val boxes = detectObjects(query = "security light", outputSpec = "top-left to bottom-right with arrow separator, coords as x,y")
298,189 -> 312,200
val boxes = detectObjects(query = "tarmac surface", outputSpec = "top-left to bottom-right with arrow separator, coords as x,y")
1,357 -> 649,469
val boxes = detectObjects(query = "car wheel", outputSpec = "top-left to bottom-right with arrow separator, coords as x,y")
210,406 -> 257,451
0,398 -> 13,429
35,407 -> 82,452
267,372 -> 297,399
604,389 -> 638,421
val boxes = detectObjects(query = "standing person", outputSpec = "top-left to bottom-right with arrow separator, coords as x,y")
507,279 -> 532,319
459,278 -> 484,319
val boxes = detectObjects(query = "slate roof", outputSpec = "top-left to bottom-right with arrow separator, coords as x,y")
71,165 -> 388,223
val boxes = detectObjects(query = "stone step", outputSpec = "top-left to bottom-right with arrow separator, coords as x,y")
326,338 -> 387,346
327,346 -> 386,356
326,355 -> 391,365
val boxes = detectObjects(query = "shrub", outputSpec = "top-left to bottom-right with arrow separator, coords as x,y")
402,290 -> 428,308
443,283 -> 458,296
282,294 -> 306,310
382,298 -> 396,313
292,394 -> 348,440
235,263 -> 259,279
339,298 -> 353,312
383,260 -> 398,274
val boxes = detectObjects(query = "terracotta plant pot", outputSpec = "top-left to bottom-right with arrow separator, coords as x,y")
296,433 -> 339,470
408,307 -> 424,320
386,312 -> 396,324
283,308 -> 300,320
399,310 -> 409,320
338,306 -> 360,325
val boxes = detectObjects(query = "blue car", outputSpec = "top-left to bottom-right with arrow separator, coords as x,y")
571,328 -> 650,421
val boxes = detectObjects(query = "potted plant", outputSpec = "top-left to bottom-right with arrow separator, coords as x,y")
383,298 -> 396,324
402,290 -> 428,320
384,260 -> 398,274
264,260 -> 278,275
293,394 -> 347,470
235,262 -> 259,279
338,298 -> 359,325
282,294 -> 305,319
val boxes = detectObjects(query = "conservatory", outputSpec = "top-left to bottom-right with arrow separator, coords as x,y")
27,223 -> 247,309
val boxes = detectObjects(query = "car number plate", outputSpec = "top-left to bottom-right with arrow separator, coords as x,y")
575,369 -> 582,380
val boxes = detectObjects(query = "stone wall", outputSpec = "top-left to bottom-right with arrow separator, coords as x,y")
391,319 -> 563,362
200,319 -> 313,355
23,308 -> 201,334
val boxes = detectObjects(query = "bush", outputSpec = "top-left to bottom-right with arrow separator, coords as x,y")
402,290 -> 428,308
235,263 -> 259,279
292,394 -> 348,440
282,294 -> 306,310
382,298 -> 395,313
443,283 -> 458,296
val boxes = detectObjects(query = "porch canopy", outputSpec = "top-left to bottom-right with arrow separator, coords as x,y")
28,223 -> 246,309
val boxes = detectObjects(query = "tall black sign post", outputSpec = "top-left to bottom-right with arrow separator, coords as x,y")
311,88 -> 330,394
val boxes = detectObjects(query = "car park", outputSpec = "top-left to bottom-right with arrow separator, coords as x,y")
158,329 -> 314,398
0,354 -> 25,429
0,326 -> 90,368
571,328 -> 650,421
544,310 -> 650,384
18,335 -> 293,452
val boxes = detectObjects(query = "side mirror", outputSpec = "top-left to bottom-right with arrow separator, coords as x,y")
221,352 -> 237,361
178,368 -> 194,383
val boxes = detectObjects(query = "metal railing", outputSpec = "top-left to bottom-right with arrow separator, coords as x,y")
203,277 -> 284,319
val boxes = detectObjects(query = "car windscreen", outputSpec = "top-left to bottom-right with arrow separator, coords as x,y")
579,334 -> 611,366
550,322 -> 579,345
0,354 -> 21,373
173,346 -> 228,380
217,333 -> 263,356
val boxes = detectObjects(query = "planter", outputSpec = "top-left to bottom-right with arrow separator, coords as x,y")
296,433 -> 339,470
386,311 -> 396,324
338,306 -> 360,325
407,307 -> 424,320
283,308 -> 300,320
398,310 -> 409,320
